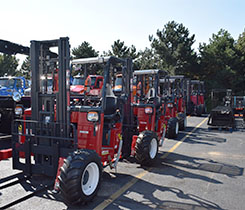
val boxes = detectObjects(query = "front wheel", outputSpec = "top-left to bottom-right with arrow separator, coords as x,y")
166,117 -> 179,139
135,130 -> 158,166
59,149 -> 102,205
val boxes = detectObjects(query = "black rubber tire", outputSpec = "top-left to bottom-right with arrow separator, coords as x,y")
178,113 -> 186,131
201,104 -> 206,114
135,130 -> 159,166
166,117 -> 179,139
196,105 -> 202,116
59,149 -> 102,205
186,101 -> 194,115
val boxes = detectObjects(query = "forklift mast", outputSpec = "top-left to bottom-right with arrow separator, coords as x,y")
12,38 -> 75,177
30,37 -> 70,127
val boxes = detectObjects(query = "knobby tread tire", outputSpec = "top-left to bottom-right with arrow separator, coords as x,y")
166,117 -> 178,139
135,130 -> 158,166
59,149 -> 102,205
178,113 -> 186,131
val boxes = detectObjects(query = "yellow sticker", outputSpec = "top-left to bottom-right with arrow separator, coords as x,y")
118,133 -> 122,140
18,125 -> 22,133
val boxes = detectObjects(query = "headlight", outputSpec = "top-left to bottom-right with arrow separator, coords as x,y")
12,91 -> 22,102
15,106 -> 23,116
45,116 -> 51,124
145,107 -> 153,114
87,111 -> 99,122
167,103 -> 173,108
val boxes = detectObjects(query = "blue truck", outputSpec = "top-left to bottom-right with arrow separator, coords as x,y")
0,76 -> 29,96
0,40 -> 31,134
0,76 -> 31,134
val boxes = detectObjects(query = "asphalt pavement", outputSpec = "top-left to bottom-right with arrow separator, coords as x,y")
0,116 -> 244,210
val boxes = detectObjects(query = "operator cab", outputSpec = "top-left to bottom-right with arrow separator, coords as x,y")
70,56 -> 132,149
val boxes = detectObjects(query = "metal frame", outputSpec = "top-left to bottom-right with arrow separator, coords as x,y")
0,39 -> 29,55
12,37 -> 75,177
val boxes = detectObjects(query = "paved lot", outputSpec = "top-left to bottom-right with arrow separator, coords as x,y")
0,116 -> 245,209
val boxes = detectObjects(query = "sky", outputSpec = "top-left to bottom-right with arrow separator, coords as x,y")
1,0 -> 245,63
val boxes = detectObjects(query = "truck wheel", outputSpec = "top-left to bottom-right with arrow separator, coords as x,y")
166,117 -> 179,139
178,113 -> 187,131
135,130 -> 158,166
59,149 -> 102,205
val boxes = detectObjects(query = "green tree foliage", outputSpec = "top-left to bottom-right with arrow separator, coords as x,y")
135,47 -> 159,70
108,40 -> 139,60
150,21 -> 198,76
199,29 -> 239,93
72,41 -> 99,59
15,56 -> 31,79
0,54 -> 18,76
72,42 -> 101,75
235,30 -> 245,94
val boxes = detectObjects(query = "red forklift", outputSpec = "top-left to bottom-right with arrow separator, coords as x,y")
186,80 -> 205,116
158,75 -> 180,139
70,58 -> 104,95
169,75 -> 187,131
7,38 -> 136,205
130,69 -> 168,162
232,96 -> 245,118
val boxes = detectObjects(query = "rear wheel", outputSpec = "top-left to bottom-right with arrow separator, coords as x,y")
135,131 -> 158,166
59,149 -> 102,205
201,104 -> 206,114
178,113 -> 187,131
196,105 -> 202,116
166,117 -> 179,139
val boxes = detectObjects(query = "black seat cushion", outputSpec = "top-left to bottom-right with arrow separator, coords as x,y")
104,96 -> 117,115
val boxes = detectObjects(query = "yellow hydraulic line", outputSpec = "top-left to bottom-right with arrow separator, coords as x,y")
94,117 -> 208,210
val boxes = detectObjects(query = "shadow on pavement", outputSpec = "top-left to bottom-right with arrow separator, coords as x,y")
169,126 -> 227,146
154,152 -> 244,178
64,171 -> 224,210
0,168 -> 226,210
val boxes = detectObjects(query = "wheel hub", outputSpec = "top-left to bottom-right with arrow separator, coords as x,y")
81,162 -> 99,196
149,138 -> 158,159
175,121 -> 179,135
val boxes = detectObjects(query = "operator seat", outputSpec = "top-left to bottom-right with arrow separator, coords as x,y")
103,84 -> 118,146
104,84 -> 117,115
145,87 -> 155,99
146,88 -> 161,107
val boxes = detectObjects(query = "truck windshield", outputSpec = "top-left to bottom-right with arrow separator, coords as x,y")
72,78 -> 85,85
90,77 -> 97,87
0,78 -> 15,88
115,77 -> 122,86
